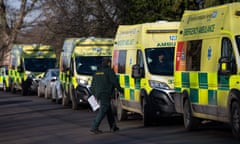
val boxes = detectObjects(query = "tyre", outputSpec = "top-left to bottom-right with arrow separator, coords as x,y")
143,97 -> 154,127
11,82 -> 16,93
70,86 -> 78,110
111,90 -> 119,115
3,82 -> 6,92
62,90 -> 69,106
22,87 -> 28,96
116,97 -> 127,121
52,86 -> 57,103
183,99 -> 200,130
44,87 -> 49,99
231,101 -> 240,138
22,83 -> 28,96
56,85 -> 62,104
37,86 -> 42,97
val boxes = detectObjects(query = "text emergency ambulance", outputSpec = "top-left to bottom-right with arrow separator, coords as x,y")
112,21 -> 179,126
8,44 -> 57,96
174,2 -> 240,138
59,37 -> 113,110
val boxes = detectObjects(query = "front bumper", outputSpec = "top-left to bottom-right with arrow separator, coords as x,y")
75,85 -> 91,104
149,88 -> 178,117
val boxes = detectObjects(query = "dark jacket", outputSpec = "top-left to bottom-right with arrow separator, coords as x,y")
90,65 -> 123,104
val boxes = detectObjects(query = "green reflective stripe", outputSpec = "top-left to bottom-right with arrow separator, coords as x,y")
124,75 -> 129,87
199,73 -> 208,89
182,72 -> 189,87
190,88 -> 198,103
116,74 -> 120,81
130,89 -> 135,100
135,79 -> 141,89
174,87 -> 181,92
208,90 -> 217,105
218,75 -> 229,90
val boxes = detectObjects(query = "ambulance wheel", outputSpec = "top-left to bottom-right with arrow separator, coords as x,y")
231,101 -> 240,138
62,90 -> 69,106
70,87 -> 78,110
111,100 -> 117,115
116,97 -> 127,121
111,90 -> 120,115
183,99 -> 200,130
143,98 -> 154,127
37,86 -> 42,97
22,84 -> 28,96
3,82 -> 6,91
11,83 -> 16,93
44,87 -> 48,99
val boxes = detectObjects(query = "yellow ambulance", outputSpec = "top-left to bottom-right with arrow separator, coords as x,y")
8,44 -> 57,96
112,21 -> 179,126
59,37 -> 113,110
174,2 -> 240,138
0,65 -> 9,91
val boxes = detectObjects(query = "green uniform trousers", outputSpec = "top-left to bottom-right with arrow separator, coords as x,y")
91,102 -> 116,130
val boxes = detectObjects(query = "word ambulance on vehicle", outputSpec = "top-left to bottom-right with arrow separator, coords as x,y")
8,44 -> 57,96
59,37 -> 113,110
174,2 -> 240,138
112,21 -> 179,126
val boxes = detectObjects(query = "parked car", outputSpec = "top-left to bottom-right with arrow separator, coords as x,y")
51,79 -> 62,103
37,68 -> 59,99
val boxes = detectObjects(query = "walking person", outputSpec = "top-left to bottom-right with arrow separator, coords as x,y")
90,57 -> 124,134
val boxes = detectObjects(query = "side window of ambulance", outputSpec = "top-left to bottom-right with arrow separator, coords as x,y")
70,57 -> 74,76
186,40 -> 202,71
62,54 -> 70,72
118,50 -> 126,73
11,56 -> 17,68
137,50 -> 144,68
221,38 -> 234,60
221,38 -> 236,74
137,49 -> 145,77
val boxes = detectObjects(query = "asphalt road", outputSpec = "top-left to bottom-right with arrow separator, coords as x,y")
0,91 -> 239,144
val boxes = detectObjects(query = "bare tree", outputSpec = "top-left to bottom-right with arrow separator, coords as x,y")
40,0 -> 123,56
0,0 -> 39,66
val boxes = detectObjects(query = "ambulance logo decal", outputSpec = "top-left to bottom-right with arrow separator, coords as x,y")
212,11 -> 217,18
208,47 -> 212,60
130,57 -> 132,65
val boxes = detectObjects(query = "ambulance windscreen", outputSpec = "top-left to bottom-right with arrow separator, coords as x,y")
75,56 -> 111,75
236,35 -> 240,54
145,47 -> 174,76
24,58 -> 57,72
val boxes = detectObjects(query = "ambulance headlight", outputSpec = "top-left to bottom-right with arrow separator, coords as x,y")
25,71 -> 34,79
77,79 -> 88,86
149,80 -> 170,90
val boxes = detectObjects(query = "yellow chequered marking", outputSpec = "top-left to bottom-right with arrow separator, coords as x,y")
208,72 -> 217,89
189,72 -> 199,88
198,89 -> 208,105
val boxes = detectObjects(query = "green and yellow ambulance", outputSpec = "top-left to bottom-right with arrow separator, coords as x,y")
174,2 -> 240,138
0,65 -> 9,91
59,37 -> 113,110
8,44 -> 57,96
112,21 -> 179,126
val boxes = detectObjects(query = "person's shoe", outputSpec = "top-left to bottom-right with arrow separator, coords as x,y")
111,126 -> 119,132
90,129 -> 103,134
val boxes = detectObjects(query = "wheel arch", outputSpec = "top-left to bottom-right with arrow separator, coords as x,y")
182,89 -> 190,113
140,88 -> 148,110
228,89 -> 240,119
